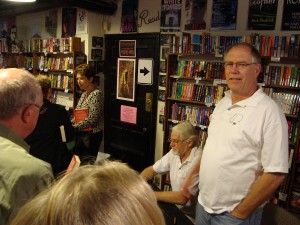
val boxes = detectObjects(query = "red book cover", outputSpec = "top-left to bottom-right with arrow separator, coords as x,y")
74,108 -> 92,131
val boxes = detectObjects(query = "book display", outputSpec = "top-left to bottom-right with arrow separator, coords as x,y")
262,56 -> 300,214
0,37 -> 86,110
163,33 -> 300,214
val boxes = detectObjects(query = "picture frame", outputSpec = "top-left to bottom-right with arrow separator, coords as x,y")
91,49 -> 102,60
117,58 -> 136,102
160,46 -> 169,61
159,60 -> 166,73
159,75 -> 166,87
92,36 -> 103,48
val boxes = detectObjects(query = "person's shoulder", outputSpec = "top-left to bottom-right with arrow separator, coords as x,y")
0,145 -> 53,179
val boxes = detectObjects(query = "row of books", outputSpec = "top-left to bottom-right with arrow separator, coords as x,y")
0,37 -> 81,53
39,56 -> 74,71
169,33 -> 300,58
263,88 -> 300,116
170,103 -> 212,128
264,65 -> 300,88
176,60 -> 225,80
171,82 -> 227,105
49,74 -> 73,90
287,121 -> 299,144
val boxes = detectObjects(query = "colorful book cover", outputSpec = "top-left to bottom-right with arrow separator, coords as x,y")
248,0 -> 278,30
121,0 -> 138,33
160,0 -> 182,32
211,0 -> 237,30
281,1 -> 300,31
74,108 -> 92,131
185,0 -> 207,30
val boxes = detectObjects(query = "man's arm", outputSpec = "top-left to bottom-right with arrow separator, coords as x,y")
231,172 -> 286,219
140,166 -> 157,181
181,158 -> 201,198
155,191 -> 189,205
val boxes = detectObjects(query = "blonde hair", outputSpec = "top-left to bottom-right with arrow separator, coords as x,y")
10,160 -> 166,225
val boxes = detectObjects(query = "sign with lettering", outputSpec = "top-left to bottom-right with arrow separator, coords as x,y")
119,40 -> 136,57
282,0 -> 300,30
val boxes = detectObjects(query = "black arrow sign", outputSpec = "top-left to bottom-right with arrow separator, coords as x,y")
140,67 -> 149,76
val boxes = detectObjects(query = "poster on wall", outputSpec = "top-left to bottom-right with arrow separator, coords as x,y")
281,1 -> 300,30
248,0 -> 278,30
119,40 -> 136,57
76,9 -> 88,34
121,0 -> 138,33
185,0 -> 207,30
211,0 -> 237,30
45,9 -> 57,37
117,58 -> 136,102
62,8 -> 77,37
160,0 -> 182,32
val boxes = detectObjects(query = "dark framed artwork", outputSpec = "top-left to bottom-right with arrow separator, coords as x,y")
91,49 -> 102,60
117,58 -> 136,102
92,36 -> 103,48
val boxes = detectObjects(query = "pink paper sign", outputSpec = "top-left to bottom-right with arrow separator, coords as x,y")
120,105 -> 137,124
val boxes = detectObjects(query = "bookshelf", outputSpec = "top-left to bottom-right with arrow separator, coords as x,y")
0,37 -> 86,110
261,56 -> 300,213
163,34 -> 300,213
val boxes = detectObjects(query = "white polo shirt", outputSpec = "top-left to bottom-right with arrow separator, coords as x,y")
153,146 -> 202,218
199,88 -> 289,214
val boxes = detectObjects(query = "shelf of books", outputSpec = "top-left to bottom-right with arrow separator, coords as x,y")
0,37 -> 86,110
163,33 -> 300,213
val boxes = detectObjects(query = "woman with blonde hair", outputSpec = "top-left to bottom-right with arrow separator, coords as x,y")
9,160 -> 166,225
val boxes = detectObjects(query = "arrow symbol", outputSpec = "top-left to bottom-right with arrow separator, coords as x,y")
140,67 -> 149,76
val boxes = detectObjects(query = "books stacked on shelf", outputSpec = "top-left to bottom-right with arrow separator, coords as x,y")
168,33 -> 300,58
176,60 -> 225,79
29,37 -> 82,53
171,82 -> 226,105
45,56 -> 73,71
49,73 -> 73,90
263,65 -> 300,87
170,103 -> 212,128
287,121 -> 299,144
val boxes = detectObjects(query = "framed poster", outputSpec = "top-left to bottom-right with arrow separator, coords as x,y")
117,58 -> 136,101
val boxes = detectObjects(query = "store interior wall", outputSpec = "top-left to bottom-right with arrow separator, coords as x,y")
13,0 -> 298,160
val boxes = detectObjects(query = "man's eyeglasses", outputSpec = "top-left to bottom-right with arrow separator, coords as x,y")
31,103 -> 43,112
170,138 -> 186,145
224,62 -> 257,70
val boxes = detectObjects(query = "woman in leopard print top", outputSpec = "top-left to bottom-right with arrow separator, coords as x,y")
73,64 -> 103,160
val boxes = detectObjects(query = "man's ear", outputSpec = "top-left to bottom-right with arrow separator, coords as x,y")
21,105 -> 33,124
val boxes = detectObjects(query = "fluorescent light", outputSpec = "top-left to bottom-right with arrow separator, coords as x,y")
6,0 -> 36,2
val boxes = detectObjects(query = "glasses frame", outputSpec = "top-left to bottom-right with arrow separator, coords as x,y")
224,62 -> 257,70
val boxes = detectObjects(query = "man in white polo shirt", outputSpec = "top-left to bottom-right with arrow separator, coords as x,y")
182,42 -> 289,225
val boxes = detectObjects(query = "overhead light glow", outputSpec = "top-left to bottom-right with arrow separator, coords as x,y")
6,0 -> 36,2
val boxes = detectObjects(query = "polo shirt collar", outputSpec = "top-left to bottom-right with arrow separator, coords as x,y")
225,87 -> 266,109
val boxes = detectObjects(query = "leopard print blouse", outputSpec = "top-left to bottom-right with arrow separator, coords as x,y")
74,89 -> 103,133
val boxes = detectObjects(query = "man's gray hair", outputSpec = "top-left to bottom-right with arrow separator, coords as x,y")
172,121 -> 198,146
0,68 -> 41,119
